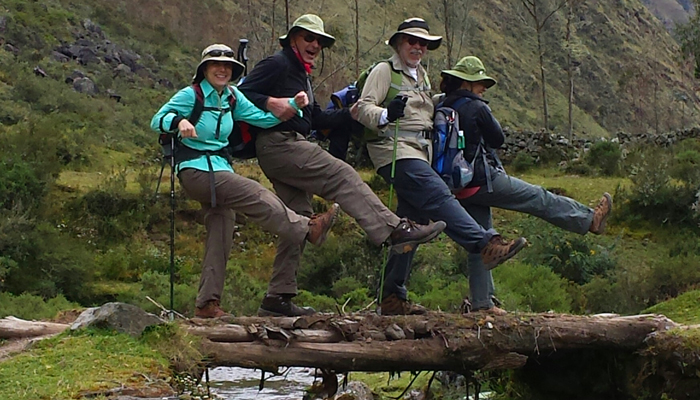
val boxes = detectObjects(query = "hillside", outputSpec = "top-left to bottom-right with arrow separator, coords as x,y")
1,0 -> 698,142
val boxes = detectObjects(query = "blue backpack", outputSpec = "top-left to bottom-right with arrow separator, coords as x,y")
431,97 -> 480,191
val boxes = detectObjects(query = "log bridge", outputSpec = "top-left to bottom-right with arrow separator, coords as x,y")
5,311 -> 700,398
188,312 -> 676,372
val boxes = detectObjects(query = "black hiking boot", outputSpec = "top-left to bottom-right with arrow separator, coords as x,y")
257,294 -> 317,317
388,219 -> 447,254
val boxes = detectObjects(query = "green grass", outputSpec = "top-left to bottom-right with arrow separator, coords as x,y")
644,289 -> 700,325
0,330 -> 171,400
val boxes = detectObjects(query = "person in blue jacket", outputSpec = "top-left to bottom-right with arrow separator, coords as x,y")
438,56 -> 613,314
151,44 -> 339,318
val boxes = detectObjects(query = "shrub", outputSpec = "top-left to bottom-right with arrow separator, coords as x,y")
0,210 -> 95,302
493,261 -> 573,313
521,220 -> 617,285
0,292 -> 79,320
586,141 -> 621,176
615,157 -> 700,229
511,152 -> 536,173
671,150 -> 700,187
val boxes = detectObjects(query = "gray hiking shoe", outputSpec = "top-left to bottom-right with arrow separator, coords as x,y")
388,219 -> 447,254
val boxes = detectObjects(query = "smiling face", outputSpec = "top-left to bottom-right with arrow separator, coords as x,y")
203,61 -> 233,92
290,30 -> 323,65
397,34 -> 427,68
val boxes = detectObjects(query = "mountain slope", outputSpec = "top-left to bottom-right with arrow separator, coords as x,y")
0,0 -> 698,145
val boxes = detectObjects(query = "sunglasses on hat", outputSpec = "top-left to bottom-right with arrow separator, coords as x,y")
205,49 -> 235,58
406,36 -> 428,47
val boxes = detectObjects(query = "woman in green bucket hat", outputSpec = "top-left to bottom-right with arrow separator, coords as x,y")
439,56 -> 613,315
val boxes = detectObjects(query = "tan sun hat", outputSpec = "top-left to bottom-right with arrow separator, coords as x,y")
387,18 -> 442,51
279,14 -> 336,48
192,44 -> 245,84
441,56 -> 497,88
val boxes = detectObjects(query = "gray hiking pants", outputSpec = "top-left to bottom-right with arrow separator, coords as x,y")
178,168 -> 310,309
459,169 -> 594,310
255,130 -> 400,296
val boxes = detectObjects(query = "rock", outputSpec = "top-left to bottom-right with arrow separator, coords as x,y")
51,51 -> 70,62
4,43 -> 19,55
0,16 -> 7,33
77,47 -> 99,65
384,324 -> 406,340
72,77 -> 98,95
70,302 -> 164,337
113,63 -> 132,78
33,66 -> 47,78
65,69 -> 86,84
335,381 -> 374,400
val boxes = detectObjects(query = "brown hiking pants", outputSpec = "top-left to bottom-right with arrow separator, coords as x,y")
255,131 -> 400,295
178,168 -> 310,308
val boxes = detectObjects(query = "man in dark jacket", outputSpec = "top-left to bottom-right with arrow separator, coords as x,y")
239,14 -> 446,317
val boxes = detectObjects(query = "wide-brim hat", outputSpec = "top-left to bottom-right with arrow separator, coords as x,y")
387,18 -> 442,51
441,56 -> 497,88
192,43 -> 245,84
279,14 -> 336,48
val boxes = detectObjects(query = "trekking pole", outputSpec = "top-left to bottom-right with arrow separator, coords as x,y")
237,39 -> 249,78
168,135 -> 176,321
379,110 -> 402,307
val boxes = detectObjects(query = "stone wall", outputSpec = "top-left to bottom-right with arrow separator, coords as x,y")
499,127 -> 700,163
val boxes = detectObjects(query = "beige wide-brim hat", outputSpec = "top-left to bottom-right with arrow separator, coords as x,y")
192,44 -> 245,84
386,18 -> 442,51
441,56 -> 497,88
279,14 -> 336,48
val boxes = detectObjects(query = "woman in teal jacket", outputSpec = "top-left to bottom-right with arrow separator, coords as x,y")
151,44 -> 338,319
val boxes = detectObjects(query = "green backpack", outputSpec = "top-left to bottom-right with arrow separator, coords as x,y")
355,60 -> 431,142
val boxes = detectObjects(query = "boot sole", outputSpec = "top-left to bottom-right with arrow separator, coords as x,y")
257,307 -> 287,317
484,238 -> 528,270
590,193 -> 613,235
390,221 -> 447,254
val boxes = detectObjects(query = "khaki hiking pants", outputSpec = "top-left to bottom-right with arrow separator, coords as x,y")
178,168 -> 310,309
255,131 -> 400,295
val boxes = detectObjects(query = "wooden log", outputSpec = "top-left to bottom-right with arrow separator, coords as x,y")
187,324 -> 343,343
0,317 -> 69,339
197,313 -> 678,372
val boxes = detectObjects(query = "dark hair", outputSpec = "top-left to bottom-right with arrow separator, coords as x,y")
439,73 -> 463,95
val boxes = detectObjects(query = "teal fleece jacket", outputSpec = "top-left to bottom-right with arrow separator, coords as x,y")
150,80 -> 281,173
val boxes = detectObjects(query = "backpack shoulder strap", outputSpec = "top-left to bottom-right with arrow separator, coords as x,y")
225,85 -> 237,114
188,83 -> 205,126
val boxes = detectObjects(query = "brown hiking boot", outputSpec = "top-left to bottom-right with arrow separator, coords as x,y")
388,219 -> 447,254
306,203 -> 340,246
195,300 -> 228,319
378,293 -> 428,316
589,192 -> 613,235
481,236 -> 528,270
257,294 -> 317,317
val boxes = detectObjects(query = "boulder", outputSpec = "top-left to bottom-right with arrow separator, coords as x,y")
71,302 -> 164,337
72,77 -> 97,95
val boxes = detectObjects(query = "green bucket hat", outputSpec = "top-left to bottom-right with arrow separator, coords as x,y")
279,14 -> 336,48
441,56 -> 497,88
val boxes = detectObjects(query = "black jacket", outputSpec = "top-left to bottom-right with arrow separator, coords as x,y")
441,89 -> 504,188
238,46 -> 353,135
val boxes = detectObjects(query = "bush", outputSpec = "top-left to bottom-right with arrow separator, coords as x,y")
521,220 -> 617,285
0,292 -> 79,320
0,210 -> 95,302
511,152 -> 536,173
493,261 -> 573,313
615,157 -> 700,229
671,150 -> 700,187
586,141 -> 621,176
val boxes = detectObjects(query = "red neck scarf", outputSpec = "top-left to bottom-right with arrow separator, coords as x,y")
292,47 -> 313,74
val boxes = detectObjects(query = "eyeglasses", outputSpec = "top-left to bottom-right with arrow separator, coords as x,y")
205,49 -> 235,58
406,36 -> 429,47
303,34 -> 322,45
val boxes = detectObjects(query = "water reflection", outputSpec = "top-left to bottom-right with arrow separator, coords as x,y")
209,367 -> 316,399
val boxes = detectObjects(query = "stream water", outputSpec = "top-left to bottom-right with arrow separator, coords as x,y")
208,367 -> 316,399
